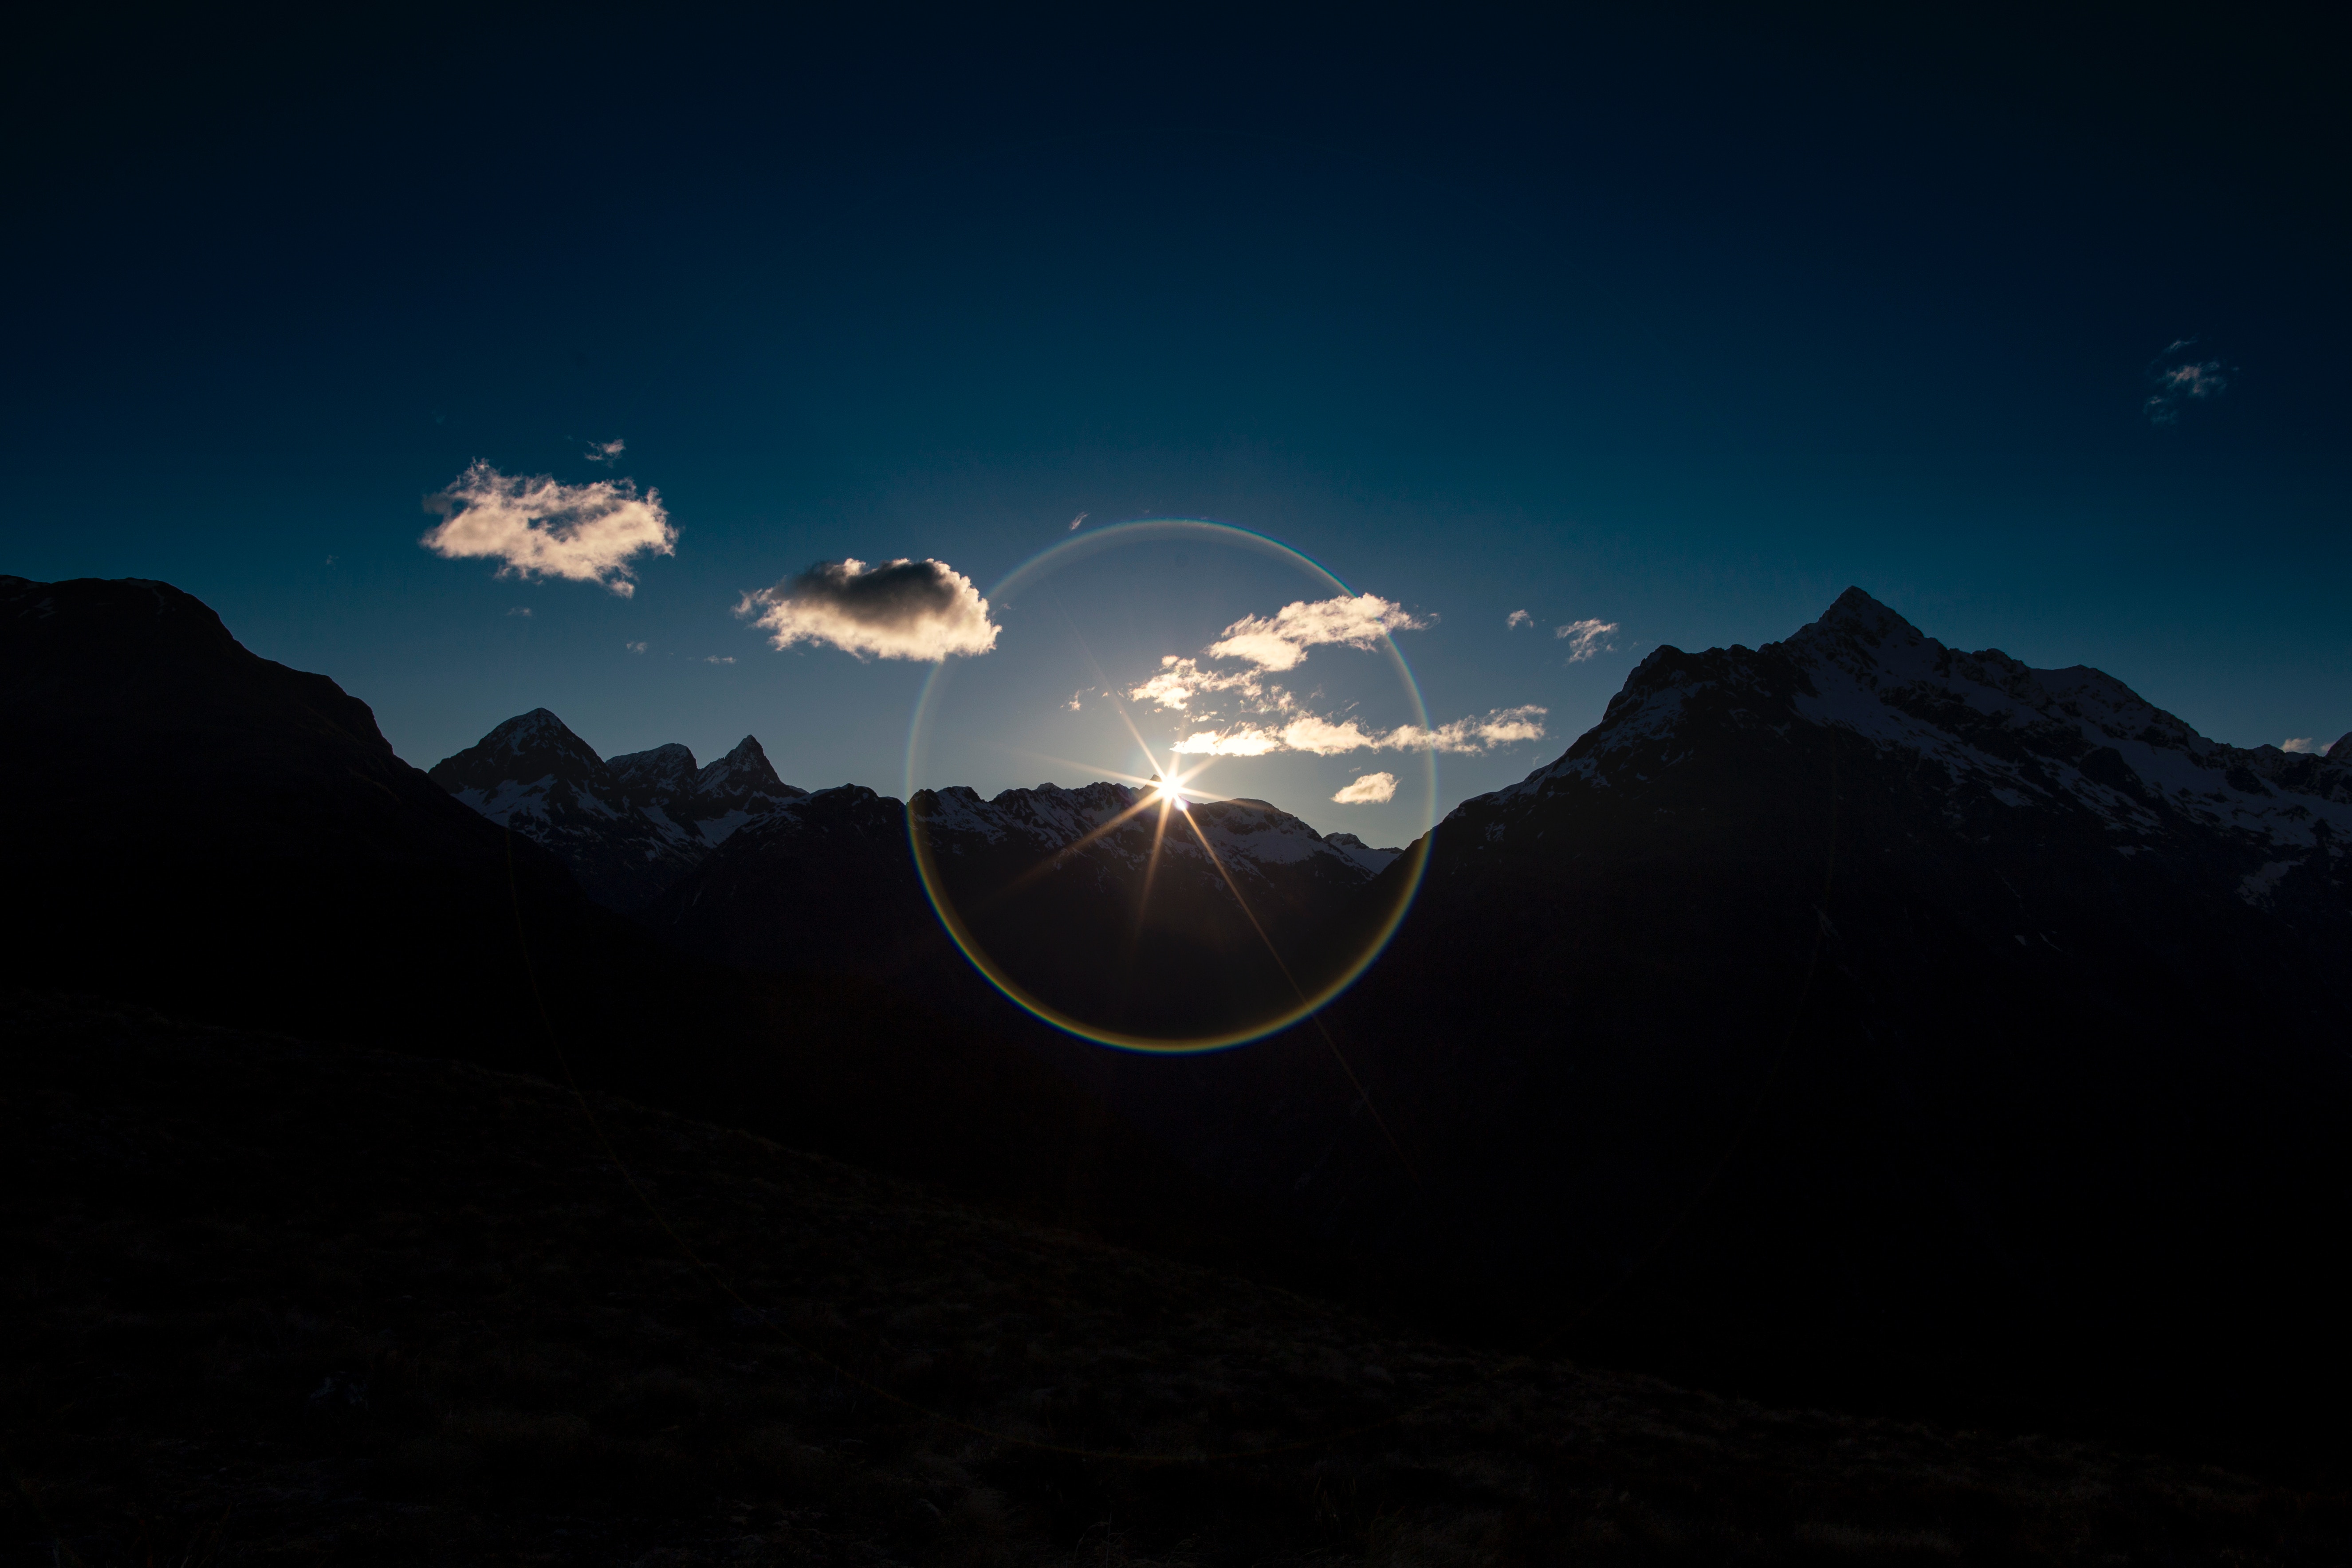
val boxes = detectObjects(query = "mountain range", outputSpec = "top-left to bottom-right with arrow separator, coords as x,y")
426,710 -> 806,908
7,571 -> 2348,1466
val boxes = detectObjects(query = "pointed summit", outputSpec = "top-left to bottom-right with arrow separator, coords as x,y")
696,735 -> 773,790
1784,586 -> 1930,658
436,709 -> 608,789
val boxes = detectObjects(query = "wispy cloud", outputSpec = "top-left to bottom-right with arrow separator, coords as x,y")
585,438 -> 626,465
625,641 -> 648,654
506,606 -> 532,617
1332,771 -> 1397,804
421,460 -> 676,597
1170,705 -> 1546,758
2281,737 -> 2317,754
737,557 -> 1000,661
1207,593 -> 1428,672
706,655 -> 735,665
1139,588 -> 1539,760
2146,339 -> 2230,425
1068,512 -> 1088,531
1064,691 -> 1084,711
1555,617 -> 1619,662
1506,609 -> 1532,629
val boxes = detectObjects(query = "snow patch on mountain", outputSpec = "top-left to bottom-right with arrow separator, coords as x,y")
1473,587 -> 2351,900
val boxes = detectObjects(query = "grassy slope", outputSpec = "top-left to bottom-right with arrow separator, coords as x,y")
4,992 -> 2340,1566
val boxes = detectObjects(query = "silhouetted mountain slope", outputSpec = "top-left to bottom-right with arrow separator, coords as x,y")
430,712 -> 805,908
0,576 -> 1237,1255
653,780 -> 1398,1039
1102,588 -> 2352,1454
11,991 -> 2337,1565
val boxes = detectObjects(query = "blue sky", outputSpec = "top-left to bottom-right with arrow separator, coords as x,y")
5,10 -> 2344,839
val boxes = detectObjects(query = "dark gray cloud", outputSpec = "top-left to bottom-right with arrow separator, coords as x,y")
736,557 -> 1000,660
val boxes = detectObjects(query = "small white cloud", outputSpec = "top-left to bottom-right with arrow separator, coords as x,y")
585,438 -> 626,465
1068,512 -> 1088,531
1172,705 -> 1548,758
1332,770 -> 1397,804
1279,714 -> 1381,755
1506,609 -> 1532,629
1381,705 -> 1549,754
1555,618 -> 1619,663
705,655 -> 735,665
1170,726 -> 1284,756
737,557 -> 1000,661
1130,656 -> 1266,710
1064,691 -> 1083,711
507,606 -> 532,617
422,460 -> 676,597
625,640 -> 648,653
1207,592 -> 1428,672
2281,737 -> 2316,753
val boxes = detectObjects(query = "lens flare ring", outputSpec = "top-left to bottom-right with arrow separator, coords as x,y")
904,519 -> 1436,1054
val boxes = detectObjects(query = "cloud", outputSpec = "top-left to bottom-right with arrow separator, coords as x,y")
2281,737 -> 2317,753
1506,609 -> 1533,629
737,557 -> 1000,661
1381,706 -> 1550,754
1278,715 -> 1381,754
585,438 -> 625,465
506,606 -> 532,617
422,460 -> 676,597
1206,593 -> 1428,672
1130,656 -> 1269,710
1170,726 -> 1285,756
1332,770 -> 1398,805
1168,706 -> 1546,758
1137,586 -> 1538,762
706,655 -> 735,665
625,641 -> 648,653
2145,340 -> 2230,424
1068,512 -> 1088,531
1555,617 -> 1619,662
1064,692 -> 1084,711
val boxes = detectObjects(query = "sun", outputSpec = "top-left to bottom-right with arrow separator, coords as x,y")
1148,773 -> 1192,811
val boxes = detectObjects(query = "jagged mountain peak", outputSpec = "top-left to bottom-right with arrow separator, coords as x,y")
695,735 -> 791,799
1790,584 -> 1926,648
1483,589 -> 2352,896
473,707 -> 606,770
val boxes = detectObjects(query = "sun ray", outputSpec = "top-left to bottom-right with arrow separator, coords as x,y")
964,792 -> 1165,910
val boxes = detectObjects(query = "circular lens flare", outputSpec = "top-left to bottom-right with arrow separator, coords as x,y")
905,519 -> 1436,1054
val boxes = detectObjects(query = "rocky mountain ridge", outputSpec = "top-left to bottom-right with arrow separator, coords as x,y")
1485,586 -> 2352,903
428,710 -> 806,908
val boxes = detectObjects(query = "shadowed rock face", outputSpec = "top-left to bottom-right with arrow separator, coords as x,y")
0,576 -> 1230,1254
1088,587 -> 2352,1446
430,716 -> 805,909
10,571 -> 2351,1458
647,778 -> 1404,1042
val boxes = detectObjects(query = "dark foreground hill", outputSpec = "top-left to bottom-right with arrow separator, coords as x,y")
0,575 -> 1245,1261
8,992 -> 2342,1567
1093,589 -> 2352,1458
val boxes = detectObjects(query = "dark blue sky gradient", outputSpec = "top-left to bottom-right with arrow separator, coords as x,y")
5,8 -> 2344,825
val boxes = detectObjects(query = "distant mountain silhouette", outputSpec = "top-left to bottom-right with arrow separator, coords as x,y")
428,710 -> 805,908
1097,586 -> 2352,1450
9,572 -> 2349,1461
0,575 -> 1245,1255
648,779 -> 1404,1042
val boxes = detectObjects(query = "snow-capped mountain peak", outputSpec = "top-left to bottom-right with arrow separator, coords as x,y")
1481,587 -> 2350,908
432,712 -> 809,907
